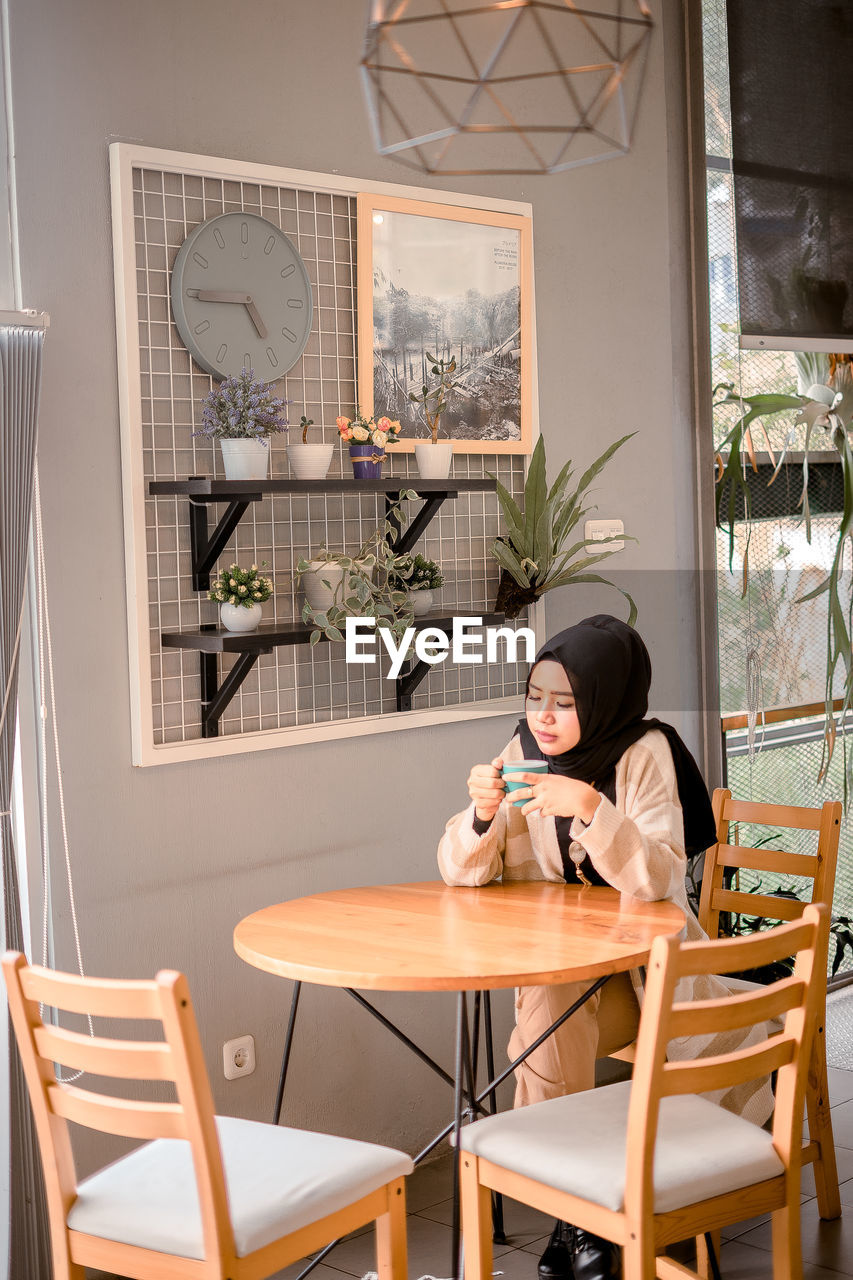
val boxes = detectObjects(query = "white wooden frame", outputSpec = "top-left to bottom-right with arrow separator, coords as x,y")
109,143 -> 542,766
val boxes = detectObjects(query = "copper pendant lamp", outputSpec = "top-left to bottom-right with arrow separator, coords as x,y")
360,0 -> 654,176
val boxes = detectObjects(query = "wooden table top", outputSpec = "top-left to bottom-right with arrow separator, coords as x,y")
233,881 -> 685,992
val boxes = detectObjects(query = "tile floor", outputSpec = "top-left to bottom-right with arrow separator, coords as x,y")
274,1063 -> 853,1280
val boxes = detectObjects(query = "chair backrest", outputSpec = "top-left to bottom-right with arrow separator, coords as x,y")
2,954 -> 234,1264
697,788 -> 841,941
625,904 -> 829,1223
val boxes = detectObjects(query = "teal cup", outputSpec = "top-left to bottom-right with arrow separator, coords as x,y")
502,759 -> 548,806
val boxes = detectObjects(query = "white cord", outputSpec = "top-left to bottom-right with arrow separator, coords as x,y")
33,461 -> 92,1072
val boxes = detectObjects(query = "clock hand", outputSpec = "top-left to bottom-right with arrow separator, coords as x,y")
244,299 -> 268,340
191,289 -> 253,304
189,290 -> 268,339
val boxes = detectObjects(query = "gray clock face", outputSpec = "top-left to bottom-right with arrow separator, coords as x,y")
170,212 -> 313,381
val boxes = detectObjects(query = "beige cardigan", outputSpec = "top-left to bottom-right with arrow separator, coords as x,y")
438,730 -> 773,1125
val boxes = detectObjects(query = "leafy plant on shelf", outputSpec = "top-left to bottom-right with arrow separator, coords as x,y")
196,368 -> 290,442
208,563 -> 273,609
298,415 -> 314,442
715,352 -> 853,788
296,491 -> 419,646
490,433 -> 637,621
389,553 -> 444,593
408,353 -> 459,443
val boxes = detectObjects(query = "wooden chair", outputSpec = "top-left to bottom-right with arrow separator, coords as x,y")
460,904 -> 829,1280
608,787 -> 842,1231
3,955 -> 411,1280
698,788 -> 842,1223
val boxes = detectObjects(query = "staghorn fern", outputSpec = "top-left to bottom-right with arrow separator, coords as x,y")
490,434 -> 637,622
715,354 -> 853,799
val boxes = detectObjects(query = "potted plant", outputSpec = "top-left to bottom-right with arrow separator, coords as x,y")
408,352 -> 459,479
286,415 -> 335,480
491,433 -> 637,621
389,552 -> 444,616
196,368 -> 289,480
715,351 -> 853,787
298,548 -> 350,612
296,492 -> 419,645
336,410 -> 402,478
208,562 -> 273,632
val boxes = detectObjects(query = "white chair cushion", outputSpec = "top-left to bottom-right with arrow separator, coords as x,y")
459,1079 -> 784,1214
67,1115 -> 413,1260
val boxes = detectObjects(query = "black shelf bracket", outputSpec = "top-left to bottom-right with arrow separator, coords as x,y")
385,492 -> 450,554
200,646 -> 273,737
190,496 -> 260,591
396,658 -> 432,712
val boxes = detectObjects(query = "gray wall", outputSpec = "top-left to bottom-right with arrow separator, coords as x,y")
4,0 -> 698,1168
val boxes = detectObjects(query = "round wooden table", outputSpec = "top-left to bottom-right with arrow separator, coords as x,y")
234,881 -> 684,1279
234,879 -> 686,990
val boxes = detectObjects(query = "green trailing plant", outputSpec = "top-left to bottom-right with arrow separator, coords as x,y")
715,353 -> 853,788
296,491 -> 419,646
490,434 -> 637,622
389,553 -> 444,593
408,353 -> 459,443
208,562 -> 273,608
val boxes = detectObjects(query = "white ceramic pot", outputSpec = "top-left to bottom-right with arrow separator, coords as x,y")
219,438 -> 270,481
220,602 -> 263,632
301,560 -> 346,610
414,441 -> 453,480
410,589 -> 434,616
286,443 -> 335,480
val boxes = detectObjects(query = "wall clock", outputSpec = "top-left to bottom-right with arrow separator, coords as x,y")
170,212 -> 313,380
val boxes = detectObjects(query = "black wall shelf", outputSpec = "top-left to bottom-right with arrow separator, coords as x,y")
149,477 -> 498,591
162,612 -> 506,735
149,475 -> 504,735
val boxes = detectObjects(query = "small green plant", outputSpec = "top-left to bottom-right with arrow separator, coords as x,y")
208,562 -> 273,608
296,492 -> 420,646
490,434 -> 637,621
390,553 -> 444,592
408,353 -> 459,443
299,415 -> 314,443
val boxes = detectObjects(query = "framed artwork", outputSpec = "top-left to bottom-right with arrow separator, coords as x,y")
357,194 -> 533,454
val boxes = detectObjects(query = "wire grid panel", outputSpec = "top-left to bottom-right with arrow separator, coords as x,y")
132,161 -> 531,749
724,722 -> 853,978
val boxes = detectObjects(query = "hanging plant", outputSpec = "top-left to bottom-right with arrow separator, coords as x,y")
715,352 -> 853,789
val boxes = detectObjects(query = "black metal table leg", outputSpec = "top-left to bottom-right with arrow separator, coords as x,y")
451,991 -> 468,1280
482,990 -> 507,1244
273,980 -> 302,1126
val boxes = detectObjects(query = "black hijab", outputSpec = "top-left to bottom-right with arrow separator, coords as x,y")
517,615 -> 716,866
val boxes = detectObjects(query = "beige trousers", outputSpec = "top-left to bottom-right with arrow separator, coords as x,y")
508,970 -> 641,1108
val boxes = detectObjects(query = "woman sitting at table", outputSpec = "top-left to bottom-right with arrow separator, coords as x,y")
437,615 -> 732,1280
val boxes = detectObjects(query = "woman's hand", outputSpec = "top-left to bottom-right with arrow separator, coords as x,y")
518,773 -> 601,824
468,757 -> 506,822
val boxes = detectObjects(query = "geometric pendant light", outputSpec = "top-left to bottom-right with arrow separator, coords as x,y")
360,0 -> 654,176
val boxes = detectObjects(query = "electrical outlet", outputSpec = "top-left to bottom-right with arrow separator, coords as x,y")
223,1034 -> 255,1080
584,518 -> 624,553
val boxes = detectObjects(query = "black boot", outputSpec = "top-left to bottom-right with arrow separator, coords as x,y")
537,1220 -> 574,1280
572,1229 -> 620,1280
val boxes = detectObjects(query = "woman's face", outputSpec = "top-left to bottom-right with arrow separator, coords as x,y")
525,659 -> 581,755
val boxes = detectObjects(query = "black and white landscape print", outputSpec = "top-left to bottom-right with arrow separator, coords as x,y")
370,209 -> 523,446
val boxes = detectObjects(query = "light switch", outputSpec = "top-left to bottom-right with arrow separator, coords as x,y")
584,519 -> 624,553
